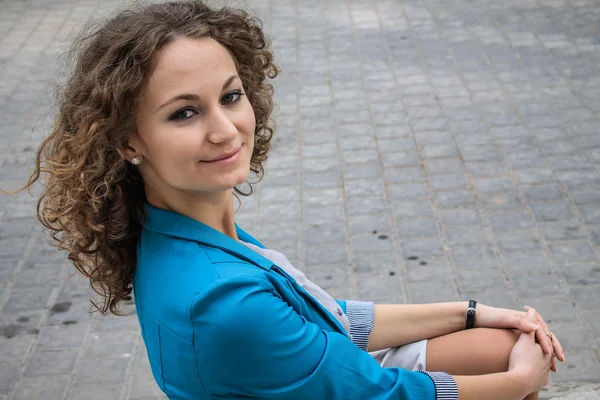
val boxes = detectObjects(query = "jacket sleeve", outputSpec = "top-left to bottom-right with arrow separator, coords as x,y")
191,275 -> 439,400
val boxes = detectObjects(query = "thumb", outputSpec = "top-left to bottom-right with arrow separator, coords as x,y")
519,306 -> 540,332
521,307 -> 539,341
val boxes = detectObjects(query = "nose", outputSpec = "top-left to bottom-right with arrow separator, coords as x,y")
205,105 -> 238,144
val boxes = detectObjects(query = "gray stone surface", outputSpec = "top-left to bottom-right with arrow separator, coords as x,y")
1,0 -> 599,398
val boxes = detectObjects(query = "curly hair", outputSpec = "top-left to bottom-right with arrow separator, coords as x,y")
15,0 -> 279,315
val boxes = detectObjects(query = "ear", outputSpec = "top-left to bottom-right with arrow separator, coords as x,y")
121,132 -> 145,161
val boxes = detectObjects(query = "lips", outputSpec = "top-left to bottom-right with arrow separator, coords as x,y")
203,147 -> 241,162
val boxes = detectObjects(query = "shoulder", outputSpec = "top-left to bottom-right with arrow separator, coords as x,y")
135,228 -> 272,340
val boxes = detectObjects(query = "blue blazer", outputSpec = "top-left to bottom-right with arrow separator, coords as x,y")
134,204 -> 437,399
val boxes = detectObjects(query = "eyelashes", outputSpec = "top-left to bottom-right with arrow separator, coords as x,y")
168,90 -> 246,122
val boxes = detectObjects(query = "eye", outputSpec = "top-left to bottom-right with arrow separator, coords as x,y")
169,107 -> 197,121
221,90 -> 245,105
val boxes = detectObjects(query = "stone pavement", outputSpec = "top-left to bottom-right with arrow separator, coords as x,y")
1,0 -> 599,398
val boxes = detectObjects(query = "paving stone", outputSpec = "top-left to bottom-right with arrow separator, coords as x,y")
518,294 -> 579,324
404,260 -> 452,282
428,174 -> 470,191
488,210 -> 534,232
304,245 -> 348,267
407,281 -> 459,303
568,185 -> 600,205
479,191 -> 523,211
456,268 -> 508,291
546,320 -> 589,350
513,168 -> 557,184
550,241 -> 597,265
347,214 -> 392,236
474,176 -> 515,192
355,272 -> 405,303
12,376 -> 69,400
342,162 -> 382,179
438,208 -> 481,226
521,183 -> 565,203
304,223 -> 346,245
35,323 -> 88,351
558,263 -> 600,286
384,166 -> 425,183
346,196 -> 388,215
433,189 -> 477,209
501,250 -> 552,276
512,274 -> 565,299
395,218 -> 439,238
577,204 -> 600,225
3,286 -> 54,313
400,237 -> 446,261
76,356 -> 130,385
589,225 -> 600,246
305,265 -> 351,299
570,286 -> 600,311
422,158 -> 465,175
496,230 -> 543,252
70,383 -> 124,400
351,233 -> 395,254
444,225 -> 490,247
551,350 -> 600,383
86,331 -> 137,357
450,244 -> 499,269
538,221 -> 588,242
392,200 -> 435,220
24,350 -> 78,377
459,288 -> 518,310
530,202 -> 576,222
352,250 -> 397,275
556,170 -> 600,189
387,183 -> 429,199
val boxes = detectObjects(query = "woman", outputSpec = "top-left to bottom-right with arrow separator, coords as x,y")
15,1 -> 564,399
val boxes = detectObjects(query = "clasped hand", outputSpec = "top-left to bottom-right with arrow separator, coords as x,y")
474,303 -> 566,372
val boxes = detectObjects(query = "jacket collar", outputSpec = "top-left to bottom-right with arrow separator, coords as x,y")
142,203 -> 273,270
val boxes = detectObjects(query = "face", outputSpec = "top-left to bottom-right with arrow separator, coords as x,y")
131,36 -> 256,200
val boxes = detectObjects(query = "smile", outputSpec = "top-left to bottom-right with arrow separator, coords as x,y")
201,147 -> 242,165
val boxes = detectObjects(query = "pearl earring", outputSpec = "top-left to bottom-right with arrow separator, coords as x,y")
131,156 -> 141,165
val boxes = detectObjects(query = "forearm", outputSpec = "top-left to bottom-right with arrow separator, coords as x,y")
454,371 -> 528,400
369,302 -> 468,351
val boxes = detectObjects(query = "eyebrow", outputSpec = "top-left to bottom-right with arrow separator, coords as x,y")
155,74 -> 240,112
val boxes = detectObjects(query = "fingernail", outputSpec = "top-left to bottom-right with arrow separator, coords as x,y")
528,323 -> 539,330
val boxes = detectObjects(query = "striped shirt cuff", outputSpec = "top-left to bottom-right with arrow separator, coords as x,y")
345,300 -> 375,352
417,371 -> 458,400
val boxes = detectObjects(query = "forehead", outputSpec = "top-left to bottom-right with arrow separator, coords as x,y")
144,37 -> 238,98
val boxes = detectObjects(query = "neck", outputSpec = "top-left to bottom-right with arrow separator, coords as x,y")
146,187 -> 238,240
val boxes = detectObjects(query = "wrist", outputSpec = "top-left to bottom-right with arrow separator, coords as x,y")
505,369 -> 531,398
465,300 -> 477,329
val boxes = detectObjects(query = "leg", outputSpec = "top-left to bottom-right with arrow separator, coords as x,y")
426,328 -> 538,400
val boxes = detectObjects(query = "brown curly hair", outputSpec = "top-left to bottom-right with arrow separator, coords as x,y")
15,0 -> 278,315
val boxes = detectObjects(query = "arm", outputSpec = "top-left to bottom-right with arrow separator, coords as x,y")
192,277 -> 538,400
369,302 -> 468,351
192,276 -> 448,400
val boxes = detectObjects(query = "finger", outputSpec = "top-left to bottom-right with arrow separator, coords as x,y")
516,311 -> 539,332
552,334 -> 566,362
534,328 -> 552,355
532,312 -> 554,355
526,307 -> 553,354
525,306 -> 537,322
551,355 -> 557,372
526,307 -> 538,331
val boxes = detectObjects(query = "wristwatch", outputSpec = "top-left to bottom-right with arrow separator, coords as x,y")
466,300 -> 477,329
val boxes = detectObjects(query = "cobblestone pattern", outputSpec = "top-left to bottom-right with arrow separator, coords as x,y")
0,0 -> 599,399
